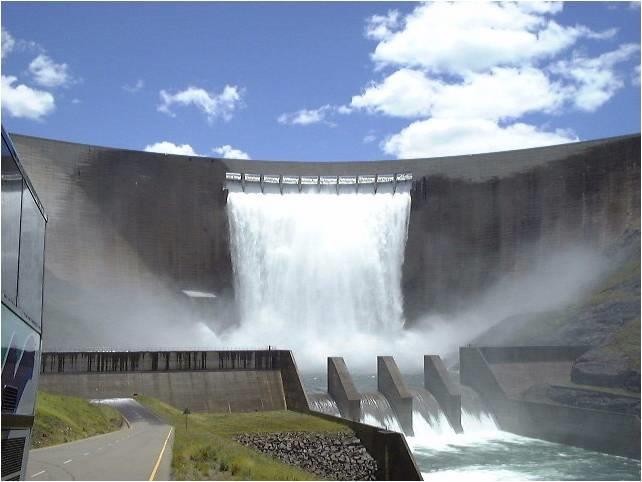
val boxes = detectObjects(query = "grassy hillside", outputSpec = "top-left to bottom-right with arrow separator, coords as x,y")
137,395 -> 349,480
32,391 -> 123,448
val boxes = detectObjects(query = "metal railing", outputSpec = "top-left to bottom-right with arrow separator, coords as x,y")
224,172 -> 413,194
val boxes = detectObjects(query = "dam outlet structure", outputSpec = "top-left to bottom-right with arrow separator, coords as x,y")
224,172 -> 413,367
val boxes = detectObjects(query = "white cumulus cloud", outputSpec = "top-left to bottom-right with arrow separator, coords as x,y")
1,75 -> 55,120
383,118 -> 578,159
432,67 -> 566,120
277,2 -> 636,158
144,141 -> 200,156
365,10 -> 400,40
212,145 -> 251,160
369,2 -> 608,74
278,105 -> 334,126
551,43 -> 640,111
353,2 -> 636,158
277,104 -> 352,126
2,28 -> 15,59
158,84 -> 243,122
351,69 -> 438,117
352,67 -> 566,121
29,54 -> 72,88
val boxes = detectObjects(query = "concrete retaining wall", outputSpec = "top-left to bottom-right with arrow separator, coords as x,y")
423,355 -> 462,433
40,370 -> 286,412
41,350 -> 282,373
328,357 -> 361,422
377,357 -> 413,435
273,350 -> 310,412
460,346 -> 641,459
479,346 -> 591,364
39,350 -> 309,413
301,409 -> 422,481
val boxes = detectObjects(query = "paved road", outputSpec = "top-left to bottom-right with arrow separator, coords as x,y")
27,398 -> 174,481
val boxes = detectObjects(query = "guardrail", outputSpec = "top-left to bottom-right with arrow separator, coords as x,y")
225,172 -> 413,194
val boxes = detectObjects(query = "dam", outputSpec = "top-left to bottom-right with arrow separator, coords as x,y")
10,132 -> 642,479
11,133 -> 640,359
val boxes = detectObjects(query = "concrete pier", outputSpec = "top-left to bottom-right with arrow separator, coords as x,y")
424,355 -> 462,433
328,357 -> 361,422
377,356 -> 413,435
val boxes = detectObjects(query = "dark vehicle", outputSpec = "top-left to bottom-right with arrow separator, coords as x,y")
1,127 -> 47,481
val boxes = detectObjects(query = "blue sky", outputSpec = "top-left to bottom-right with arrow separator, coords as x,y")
1,1 -> 640,161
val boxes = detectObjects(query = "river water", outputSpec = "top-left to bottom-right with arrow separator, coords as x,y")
303,373 -> 641,481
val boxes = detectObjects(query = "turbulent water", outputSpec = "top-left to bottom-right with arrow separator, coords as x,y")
225,184 -> 412,370
303,373 -> 640,481
360,392 -> 404,433
307,393 -> 340,417
409,409 -> 640,481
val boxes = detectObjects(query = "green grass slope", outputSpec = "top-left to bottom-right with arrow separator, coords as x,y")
136,395 -> 349,481
32,391 -> 123,448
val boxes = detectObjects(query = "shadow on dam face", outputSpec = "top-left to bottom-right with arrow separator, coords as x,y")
9,133 -> 641,369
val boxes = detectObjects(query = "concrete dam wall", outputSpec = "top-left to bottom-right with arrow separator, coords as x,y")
11,133 -> 640,350
39,350 -> 309,413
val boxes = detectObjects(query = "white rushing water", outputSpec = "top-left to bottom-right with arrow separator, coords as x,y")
305,379 -> 639,480
224,185 -> 412,370
360,392 -> 404,433
307,393 -> 341,417
407,399 -> 640,480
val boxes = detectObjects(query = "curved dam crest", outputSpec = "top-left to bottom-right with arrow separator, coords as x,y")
10,133 -> 641,367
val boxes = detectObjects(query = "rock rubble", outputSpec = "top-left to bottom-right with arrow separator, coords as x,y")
234,431 -> 377,480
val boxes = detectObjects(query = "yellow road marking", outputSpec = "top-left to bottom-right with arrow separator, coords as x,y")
121,413 -> 131,428
149,428 -> 173,481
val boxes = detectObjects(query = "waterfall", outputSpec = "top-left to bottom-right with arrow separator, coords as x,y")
225,185 -> 412,369
459,386 -> 499,433
410,388 -> 457,439
308,393 -> 341,417
408,386 -> 501,451
360,392 -> 404,433
410,388 -> 456,436
411,388 -> 442,422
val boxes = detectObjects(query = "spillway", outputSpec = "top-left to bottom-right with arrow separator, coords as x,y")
360,392 -> 404,433
225,185 -> 412,368
307,393 -> 341,417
